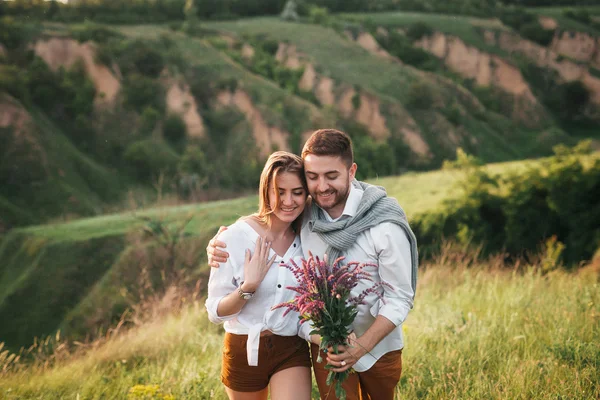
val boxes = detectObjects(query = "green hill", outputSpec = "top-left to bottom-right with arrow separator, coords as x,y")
2,2 -> 600,353
3,6 -> 600,228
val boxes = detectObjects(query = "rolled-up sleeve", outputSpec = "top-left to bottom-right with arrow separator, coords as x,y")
298,320 -> 315,341
372,222 -> 414,326
204,231 -> 241,324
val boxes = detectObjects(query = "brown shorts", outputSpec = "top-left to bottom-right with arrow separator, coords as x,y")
221,332 -> 311,392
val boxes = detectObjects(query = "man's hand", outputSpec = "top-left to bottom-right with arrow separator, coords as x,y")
206,226 -> 229,268
326,332 -> 367,372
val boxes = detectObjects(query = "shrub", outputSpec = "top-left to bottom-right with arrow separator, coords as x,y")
123,139 -> 179,180
216,77 -> 239,93
0,17 -> 37,50
69,23 -> 122,44
414,142 -> 600,265
522,62 -> 590,123
0,126 -> 47,197
378,31 -> 441,71
123,74 -> 164,113
562,9 -> 592,25
116,40 -> 165,78
25,57 -> 96,148
139,106 -> 161,136
0,65 -> 27,101
169,21 -> 182,31
309,5 -> 329,25
201,107 -> 262,189
546,81 -> 590,123
499,7 -> 555,46
179,144 -> 209,176
340,120 -> 395,179
444,104 -> 463,126
499,7 -> 536,31
405,22 -> 433,41
519,22 -> 555,46
260,37 -> 280,56
187,73 -> 217,110
407,81 -> 435,109
163,114 -> 187,146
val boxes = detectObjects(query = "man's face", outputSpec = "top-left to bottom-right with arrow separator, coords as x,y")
303,154 -> 357,219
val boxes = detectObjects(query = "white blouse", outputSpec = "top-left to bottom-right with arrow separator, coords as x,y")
205,220 -> 304,366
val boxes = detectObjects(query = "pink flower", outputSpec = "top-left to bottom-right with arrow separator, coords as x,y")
272,253 -> 390,400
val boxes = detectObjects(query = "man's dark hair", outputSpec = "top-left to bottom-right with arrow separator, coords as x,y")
301,129 -> 354,167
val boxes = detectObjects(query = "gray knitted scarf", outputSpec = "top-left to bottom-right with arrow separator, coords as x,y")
307,180 -> 418,294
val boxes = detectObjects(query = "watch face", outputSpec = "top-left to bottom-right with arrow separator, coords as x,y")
242,293 -> 253,300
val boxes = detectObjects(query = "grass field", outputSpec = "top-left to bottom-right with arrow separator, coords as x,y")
338,11 -> 511,56
204,17 -> 422,105
529,7 -> 600,35
1,252 -> 598,399
16,156 -> 540,243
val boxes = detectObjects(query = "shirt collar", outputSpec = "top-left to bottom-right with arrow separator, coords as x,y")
322,180 -> 364,222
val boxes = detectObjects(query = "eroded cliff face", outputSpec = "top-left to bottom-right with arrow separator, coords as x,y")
275,43 -> 305,69
33,37 -> 120,106
538,16 -> 558,30
550,31 -> 600,68
0,93 -> 48,171
355,32 -> 397,61
490,30 -> 600,105
165,81 -> 206,138
1,94 -> 32,133
216,89 -> 290,157
241,43 -> 255,61
414,32 -> 544,124
276,43 -> 431,157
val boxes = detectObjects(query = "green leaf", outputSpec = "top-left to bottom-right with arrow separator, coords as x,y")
326,370 -> 335,386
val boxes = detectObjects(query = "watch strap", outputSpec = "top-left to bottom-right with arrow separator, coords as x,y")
237,281 -> 254,300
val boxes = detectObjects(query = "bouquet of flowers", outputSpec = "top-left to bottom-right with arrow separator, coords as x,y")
273,252 -> 390,400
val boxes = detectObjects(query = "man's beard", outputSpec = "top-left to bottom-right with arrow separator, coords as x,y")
312,181 -> 351,214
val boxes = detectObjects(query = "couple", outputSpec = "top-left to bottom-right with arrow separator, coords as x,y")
205,129 -> 418,400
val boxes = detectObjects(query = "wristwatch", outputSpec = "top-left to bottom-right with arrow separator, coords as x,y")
237,281 -> 254,300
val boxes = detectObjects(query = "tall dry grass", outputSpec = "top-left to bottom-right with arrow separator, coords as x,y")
0,245 -> 598,399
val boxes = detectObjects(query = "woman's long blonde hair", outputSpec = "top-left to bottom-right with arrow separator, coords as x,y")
253,151 -> 307,231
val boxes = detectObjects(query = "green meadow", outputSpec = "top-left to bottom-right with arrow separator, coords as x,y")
1,252 -> 598,399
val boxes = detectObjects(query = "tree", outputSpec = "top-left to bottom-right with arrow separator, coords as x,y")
280,0 -> 298,21
183,0 -> 199,33
163,114 -> 187,145
47,0 -> 60,19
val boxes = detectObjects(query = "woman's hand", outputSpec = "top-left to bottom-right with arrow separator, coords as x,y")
241,236 -> 276,292
310,334 -> 322,346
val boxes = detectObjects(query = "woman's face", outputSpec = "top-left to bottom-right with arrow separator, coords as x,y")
268,171 -> 307,224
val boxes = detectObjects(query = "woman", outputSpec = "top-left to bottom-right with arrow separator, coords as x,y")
205,151 -> 312,400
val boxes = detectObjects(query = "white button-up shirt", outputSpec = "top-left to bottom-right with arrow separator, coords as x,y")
205,220 -> 304,366
299,184 -> 414,372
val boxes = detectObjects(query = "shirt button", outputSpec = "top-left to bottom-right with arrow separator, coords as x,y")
280,260 -> 284,264
277,284 -> 282,288
293,243 -> 297,247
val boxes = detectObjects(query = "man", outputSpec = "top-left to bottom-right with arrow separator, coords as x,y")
207,129 -> 418,400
